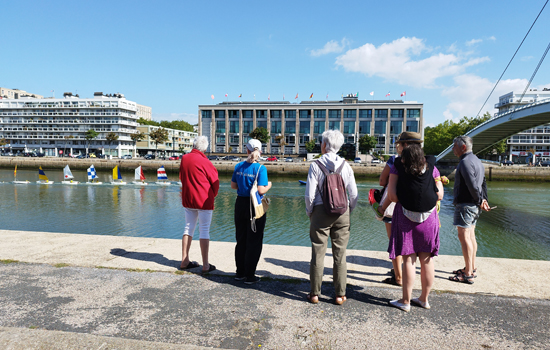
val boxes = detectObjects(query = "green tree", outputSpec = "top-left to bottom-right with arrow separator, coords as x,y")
149,127 -> 169,156
424,112 -> 496,156
358,134 -> 377,154
305,139 -> 316,153
249,127 -> 270,144
275,135 -> 287,157
63,135 -> 74,157
160,120 -> 194,132
130,131 -> 147,157
85,129 -> 99,155
105,132 -> 119,156
0,138 -> 7,149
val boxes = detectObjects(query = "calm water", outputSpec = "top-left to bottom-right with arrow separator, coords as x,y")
2,168 -> 550,260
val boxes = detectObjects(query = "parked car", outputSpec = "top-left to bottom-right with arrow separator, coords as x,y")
35,152 -> 45,157
97,154 -> 108,159
219,155 -> 231,160
540,161 -> 550,167
169,156 -> 179,160
371,158 -> 381,164
121,155 -> 133,160
77,154 -> 89,159
267,156 -> 279,161
144,154 -> 155,160
285,157 -> 293,162
229,156 -> 240,161
207,155 -> 219,161
354,157 -> 362,164
501,160 -> 514,166
259,156 -> 268,161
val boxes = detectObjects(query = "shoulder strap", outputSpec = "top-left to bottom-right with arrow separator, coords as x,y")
335,159 -> 346,174
315,160 -> 330,176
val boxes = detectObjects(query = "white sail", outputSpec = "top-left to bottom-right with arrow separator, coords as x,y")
63,165 -> 74,180
135,166 -> 142,180
85,165 -> 102,185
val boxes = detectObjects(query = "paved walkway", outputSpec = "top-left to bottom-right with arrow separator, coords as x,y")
1,230 -> 549,349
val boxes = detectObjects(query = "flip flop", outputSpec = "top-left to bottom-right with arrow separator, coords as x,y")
382,276 -> 402,286
449,272 -> 474,284
201,264 -> 216,274
178,261 -> 199,270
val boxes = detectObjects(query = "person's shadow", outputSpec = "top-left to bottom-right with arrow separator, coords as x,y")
110,248 -> 185,270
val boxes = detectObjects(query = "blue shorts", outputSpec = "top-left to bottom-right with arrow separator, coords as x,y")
453,203 -> 480,228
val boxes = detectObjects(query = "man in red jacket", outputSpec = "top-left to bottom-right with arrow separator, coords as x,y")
178,136 -> 220,273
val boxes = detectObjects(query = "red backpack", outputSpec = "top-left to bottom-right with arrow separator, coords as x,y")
315,160 -> 348,215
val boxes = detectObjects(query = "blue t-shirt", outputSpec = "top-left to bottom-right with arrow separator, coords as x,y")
231,161 -> 268,197
387,155 -> 396,167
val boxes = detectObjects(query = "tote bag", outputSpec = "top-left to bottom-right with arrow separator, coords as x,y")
250,164 -> 270,231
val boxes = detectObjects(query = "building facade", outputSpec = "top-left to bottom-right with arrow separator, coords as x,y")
495,88 -> 550,162
198,95 -> 423,155
136,125 -> 197,156
0,87 -> 43,99
0,92 -> 140,157
137,103 -> 152,121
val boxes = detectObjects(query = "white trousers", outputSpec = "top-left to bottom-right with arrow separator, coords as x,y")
183,207 -> 213,239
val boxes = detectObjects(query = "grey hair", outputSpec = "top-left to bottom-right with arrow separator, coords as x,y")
454,135 -> 473,152
322,129 -> 345,154
193,136 -> 209,152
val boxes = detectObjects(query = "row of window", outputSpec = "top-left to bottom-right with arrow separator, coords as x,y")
202,109 -> 421,119
213,120 -> 419,134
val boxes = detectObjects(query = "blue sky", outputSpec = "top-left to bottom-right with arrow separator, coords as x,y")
2,1 -> 549,128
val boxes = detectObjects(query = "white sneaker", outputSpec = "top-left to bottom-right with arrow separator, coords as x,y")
411,298 -> 431,309
389,299 -> 410,312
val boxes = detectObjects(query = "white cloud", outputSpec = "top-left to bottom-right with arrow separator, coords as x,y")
310,38 -> 349,57
488,36 -> 496,41
466,38 -> 483,46
152,112 -> 198,125
441,74 -> 528,120
521,56 -> 534,61
334,37 -> 488,88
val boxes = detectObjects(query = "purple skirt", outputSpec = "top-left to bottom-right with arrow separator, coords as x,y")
388,203 -> 440,259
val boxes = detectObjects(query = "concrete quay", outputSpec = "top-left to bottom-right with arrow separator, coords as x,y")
1,229 -> 549,349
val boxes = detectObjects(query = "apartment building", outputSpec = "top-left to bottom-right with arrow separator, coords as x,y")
136,125 -> 197,156
198,95 -> 423,154
0,87 -> 43,99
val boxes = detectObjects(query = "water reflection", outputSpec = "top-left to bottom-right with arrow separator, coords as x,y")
1,169 -> 550,260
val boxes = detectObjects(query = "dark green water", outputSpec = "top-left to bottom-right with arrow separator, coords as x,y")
2,168 -> 550,260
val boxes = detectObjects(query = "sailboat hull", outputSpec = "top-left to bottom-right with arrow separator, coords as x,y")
111,181 -> 127,185
132,181 -> 148,185
62,181 -> 79,185
155,181 -> 172,186
36,181 -> 54,184
86,182 -> 103,185
13,181 -> 30,184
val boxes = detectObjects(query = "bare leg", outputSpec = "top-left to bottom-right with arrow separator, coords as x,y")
385,222 -> 402,284
200,238 -> 210,271
471,225 -> 477,274
457,226 -> 474,276
180,235 -> 193,268
418,252 -> 434,303
400,254 -> 416,304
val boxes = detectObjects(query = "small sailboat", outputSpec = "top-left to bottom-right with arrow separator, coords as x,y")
132,165 -> 148,185
299,180 -> 307,185
111,165 -> 127,185
86,164 -> 102,185
36,166 -> 54,184
13,165 -> 30,184
61,165 -> 79,184
155,165 -> 171,186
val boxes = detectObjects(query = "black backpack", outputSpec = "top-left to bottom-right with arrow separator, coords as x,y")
315,160 -> 348,215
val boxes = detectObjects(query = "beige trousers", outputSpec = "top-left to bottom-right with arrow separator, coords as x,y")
309,205 -> 350,296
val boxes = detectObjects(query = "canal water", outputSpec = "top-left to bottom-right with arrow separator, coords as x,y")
2,168 -> 550,261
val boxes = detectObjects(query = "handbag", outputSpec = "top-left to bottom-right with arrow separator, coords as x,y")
250,164 -> 270,231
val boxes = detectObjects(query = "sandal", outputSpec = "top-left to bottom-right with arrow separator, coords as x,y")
335,296 -> 347,305
307,294 -> 319,304
382,276 -> 402,286
452,267 -> 477,277
201,264 -> 216,274
178,261 -> 199,270
449,272 -> 474,284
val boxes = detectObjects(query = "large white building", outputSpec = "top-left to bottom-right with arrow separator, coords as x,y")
136,125 -> 197,156
495,88 -> 550,162
0,92 -> 140,157
198,95 -> 423,155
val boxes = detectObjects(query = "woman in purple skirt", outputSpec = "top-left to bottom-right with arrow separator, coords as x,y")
386,136 -> 444,312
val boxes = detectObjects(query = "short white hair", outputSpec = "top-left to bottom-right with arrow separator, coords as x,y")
454,135 -> 473,152
322,129 -> 344,153
193,136 -> 209,152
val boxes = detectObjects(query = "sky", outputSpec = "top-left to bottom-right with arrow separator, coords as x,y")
2,0 -> 549,128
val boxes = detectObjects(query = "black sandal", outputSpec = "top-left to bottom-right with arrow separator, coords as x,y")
449,272 -> 474,284
201,264 -> 216,274
178,261 -> 199,270
382,276 -> 402,286
452,267 -> 477,277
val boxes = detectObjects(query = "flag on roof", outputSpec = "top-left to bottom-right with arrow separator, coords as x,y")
268,94 -> 270,100
370,91 -> 374,96
225,93 -> 228,97
295,93 -> 299,99
385,92 -> 390,97
211,95 -> 214,100
309,93 -> 313,99
239,94 -> 242,98
401,91 -> 406,97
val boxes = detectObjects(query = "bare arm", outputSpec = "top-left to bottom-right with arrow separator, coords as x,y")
436,180 -> 444,201
388,173 -> 399,203
231,181 -> 238,190
257,182 -> 272,195
379,164 -> 391,187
